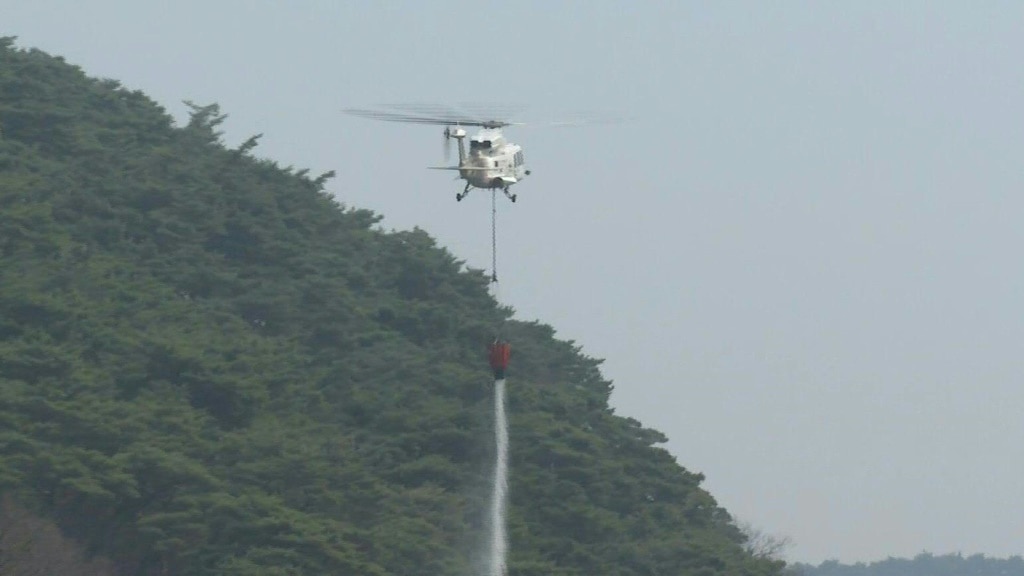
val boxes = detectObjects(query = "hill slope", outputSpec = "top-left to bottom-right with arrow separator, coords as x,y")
0,37 -> 783,576
789,553 -> 1024,576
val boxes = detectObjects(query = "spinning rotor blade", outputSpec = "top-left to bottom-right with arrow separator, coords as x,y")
454,102 -> 528,122
344,107 -> 517,129
517,111 -> 628,128
344,104 -> 626,130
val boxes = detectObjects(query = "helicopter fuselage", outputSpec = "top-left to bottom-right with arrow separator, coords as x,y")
458,128 -> 529,190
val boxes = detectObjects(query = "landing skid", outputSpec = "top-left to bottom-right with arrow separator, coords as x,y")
456,185 -> 516,203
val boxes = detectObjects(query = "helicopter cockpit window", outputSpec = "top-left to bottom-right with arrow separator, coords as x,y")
470,140 -> 492,150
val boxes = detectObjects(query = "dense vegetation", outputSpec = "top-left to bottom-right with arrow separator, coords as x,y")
789,553 -> 1024,576
0,38 -> 783,576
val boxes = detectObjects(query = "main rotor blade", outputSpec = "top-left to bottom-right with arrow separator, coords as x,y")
343,104 -> 625,129
516,111 -> 629,128
455,102 -> 528,121
343,107 -> 514,128
398,102 -> 529,126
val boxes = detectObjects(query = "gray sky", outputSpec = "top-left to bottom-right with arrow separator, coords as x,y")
5,0 -> 1023,564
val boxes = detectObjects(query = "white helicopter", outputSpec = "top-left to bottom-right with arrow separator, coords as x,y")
344,106 -> 531,203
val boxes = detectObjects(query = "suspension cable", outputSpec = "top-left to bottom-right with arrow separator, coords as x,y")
491,189 -> 498,283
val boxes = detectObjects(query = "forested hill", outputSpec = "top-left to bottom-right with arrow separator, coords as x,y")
789,553 -> 1024,576
0,38 -> 781,576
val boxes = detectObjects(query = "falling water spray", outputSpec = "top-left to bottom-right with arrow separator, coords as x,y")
489,378 -> 509,576
486,341 -> 512,576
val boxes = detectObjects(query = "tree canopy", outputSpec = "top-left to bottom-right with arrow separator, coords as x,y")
789,553 -> 1024,576
0,37 -> 783,576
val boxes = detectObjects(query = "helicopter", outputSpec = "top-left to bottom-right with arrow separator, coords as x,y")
344,106 -> 532,203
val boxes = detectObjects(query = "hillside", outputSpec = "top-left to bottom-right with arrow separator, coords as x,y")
0,38 -> 783,576
789,553 -> 1024,576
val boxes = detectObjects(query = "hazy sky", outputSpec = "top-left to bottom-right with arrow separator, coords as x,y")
5,0 -> 1023,564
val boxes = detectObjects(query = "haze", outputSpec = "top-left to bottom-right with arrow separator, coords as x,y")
4,0 -> 1023,564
